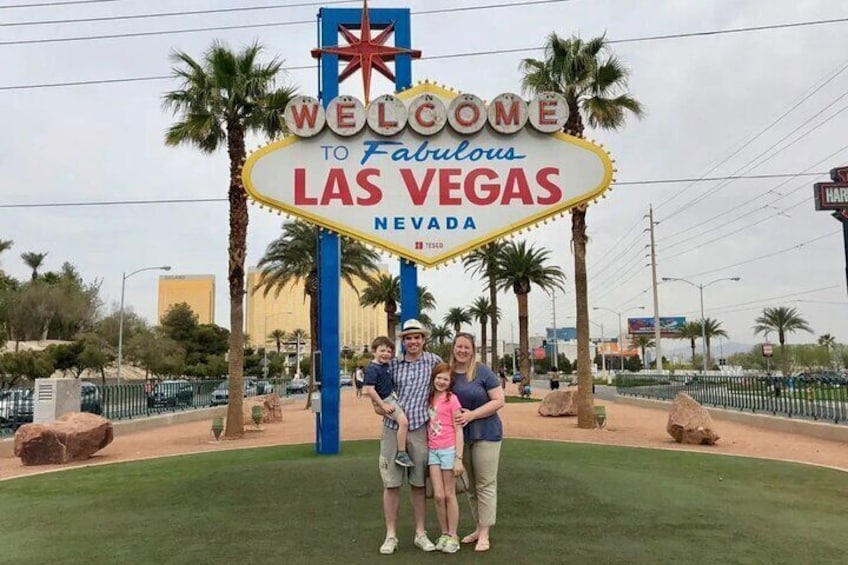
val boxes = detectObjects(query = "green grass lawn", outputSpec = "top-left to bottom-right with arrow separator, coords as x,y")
1,440 -> 846,564
505,395 -> 541,403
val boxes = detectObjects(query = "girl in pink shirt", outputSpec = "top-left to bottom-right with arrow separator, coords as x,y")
427,362 -> 465,554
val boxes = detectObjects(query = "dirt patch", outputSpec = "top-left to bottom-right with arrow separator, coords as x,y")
2,387 -> 846,481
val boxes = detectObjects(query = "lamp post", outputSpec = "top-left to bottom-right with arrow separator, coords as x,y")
593,306 -> 645,371
117,265 -> 171,384
662,276 -> 740,373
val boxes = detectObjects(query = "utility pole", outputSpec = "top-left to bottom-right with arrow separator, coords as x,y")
550,291 -> 558,368
647,205 -> 663,371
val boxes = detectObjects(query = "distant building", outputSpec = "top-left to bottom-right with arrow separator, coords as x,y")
157,275 -> 215,324
245,265 -> 389,350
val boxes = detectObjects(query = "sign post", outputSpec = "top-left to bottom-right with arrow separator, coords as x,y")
813,166 -> 848,296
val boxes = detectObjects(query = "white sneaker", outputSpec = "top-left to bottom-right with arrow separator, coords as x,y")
413,532 -> 436,552
379,537 -> 398,555
442,536 -> 461,554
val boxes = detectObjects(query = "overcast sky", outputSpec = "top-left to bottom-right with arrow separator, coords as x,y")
1,0 -> 847,350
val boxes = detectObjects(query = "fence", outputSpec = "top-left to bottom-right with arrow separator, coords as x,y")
0,377 -> 297,437
616,373 -> 848,424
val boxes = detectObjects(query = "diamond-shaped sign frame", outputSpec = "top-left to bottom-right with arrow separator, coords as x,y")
243,83 -> 615,267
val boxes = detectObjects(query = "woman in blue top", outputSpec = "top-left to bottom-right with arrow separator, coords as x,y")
449,332 -> 505,553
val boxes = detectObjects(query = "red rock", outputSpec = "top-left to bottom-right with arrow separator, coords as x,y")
13,412 -> 113,466
538,390 -> 578,417
667,393 -> 720,445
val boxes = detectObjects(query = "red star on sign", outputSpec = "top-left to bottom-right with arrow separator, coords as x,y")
831,166 -> 848,183
311,0 -> 421,104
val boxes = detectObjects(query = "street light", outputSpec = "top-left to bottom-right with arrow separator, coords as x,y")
662,276 -> 740,373
592,306 -> 645,371
117,265 -> 171,384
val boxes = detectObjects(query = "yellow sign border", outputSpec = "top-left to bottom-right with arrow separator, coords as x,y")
242,82 -> 614,268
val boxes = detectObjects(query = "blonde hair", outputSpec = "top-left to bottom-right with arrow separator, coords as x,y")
449,332 -> 478,381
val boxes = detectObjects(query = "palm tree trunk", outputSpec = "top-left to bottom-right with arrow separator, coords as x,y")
517,292 -> 530,385
306,278 -> 318,410
706,337 -> 712,370
779,336 -> 788,377
480,320 -> 488,366
690,338 -> 696,367
488,260 -> 498,371
224,119 -> 247,438
573,206 -> 595,428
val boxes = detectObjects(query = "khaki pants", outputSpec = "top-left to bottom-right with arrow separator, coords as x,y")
462,440 -> 501,526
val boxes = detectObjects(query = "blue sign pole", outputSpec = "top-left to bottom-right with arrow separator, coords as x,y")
315,6 -> 415,454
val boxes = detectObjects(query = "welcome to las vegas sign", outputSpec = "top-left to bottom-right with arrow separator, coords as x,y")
242,83 -> 614,267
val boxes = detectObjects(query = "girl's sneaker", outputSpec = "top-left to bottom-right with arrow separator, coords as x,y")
434,535 -> 450,551
442,536 -> 460,554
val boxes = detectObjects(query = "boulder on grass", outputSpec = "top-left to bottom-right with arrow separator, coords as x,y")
666,393 -> 720,445
14,412 -> 113,466
538,390 -> 577,417
242,393 -> 283,426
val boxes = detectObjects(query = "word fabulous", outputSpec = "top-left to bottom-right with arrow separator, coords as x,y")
283,92 -> 570,138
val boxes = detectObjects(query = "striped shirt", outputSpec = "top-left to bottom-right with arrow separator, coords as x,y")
385,351 -> 442,431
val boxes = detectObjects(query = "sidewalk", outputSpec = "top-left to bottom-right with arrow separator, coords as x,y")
2,386 -> 846,481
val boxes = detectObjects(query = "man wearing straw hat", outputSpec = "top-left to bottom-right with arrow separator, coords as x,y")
376,319 -> 442,555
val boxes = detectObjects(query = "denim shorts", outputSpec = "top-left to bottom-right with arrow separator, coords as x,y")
428,447 -> 456,470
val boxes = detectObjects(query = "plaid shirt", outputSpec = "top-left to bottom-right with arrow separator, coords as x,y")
385,351 -> 442,432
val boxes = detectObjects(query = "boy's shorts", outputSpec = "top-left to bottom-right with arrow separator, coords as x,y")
428,447 -> 456,470
380,394 -> 406,423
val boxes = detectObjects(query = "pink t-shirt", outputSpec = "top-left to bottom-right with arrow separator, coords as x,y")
427,393 -> 462,450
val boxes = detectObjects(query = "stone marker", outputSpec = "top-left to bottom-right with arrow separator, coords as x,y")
14,412 -> 114,466
538,390 -> 578,417
666,392 -> 720,445
241,393 -> 283,426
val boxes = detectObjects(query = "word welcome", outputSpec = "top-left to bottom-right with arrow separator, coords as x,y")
284,91 -> 569,138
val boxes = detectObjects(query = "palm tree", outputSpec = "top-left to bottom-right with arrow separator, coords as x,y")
521,33 -> 643,429
256,221 -> 379,407
630,335 -> 655,369
429,323 -> 453,346
463,241 -> 506,371
702,318 -> 728,369
0,239 -> 12,261
467,296 -> 498,366
269,329 -> 287,355
417,285 -> 437,327
754,306 -> 813,377
495,240 -> 565,387
359,273 -> 400,342
21,252 -> 48,280
163,41 -> 296,437
818,333 -> 836,349
443,307 -> 472,335
677,321 -> 702,368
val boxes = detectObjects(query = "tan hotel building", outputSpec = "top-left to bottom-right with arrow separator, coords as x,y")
157,275 -> 215,324
244,266 -> 389,350
158,269 -> 389,349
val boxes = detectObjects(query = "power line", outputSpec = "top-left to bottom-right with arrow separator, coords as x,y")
0,169 -> 837,209
2,0 -> 572,27
672,230 -> 841,280
0,0 -> 574,46
3,15 -> 847,89
1,0 -> 117,9
681,285 -> 841,317
1,1 -> 358,27
654,57 -> 848,212
2,11 -> 847,48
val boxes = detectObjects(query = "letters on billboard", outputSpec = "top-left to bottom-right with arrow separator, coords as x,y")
627,317 -> 687,337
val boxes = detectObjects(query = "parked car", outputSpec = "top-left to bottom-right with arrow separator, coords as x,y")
339,373 -> 353,387
80,382 -> 103,415
512,373 -> 522,383
0,389 -> 33,427
286,377 -> 309,394
210,378 -> 259,406
147,380 -> 194,407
